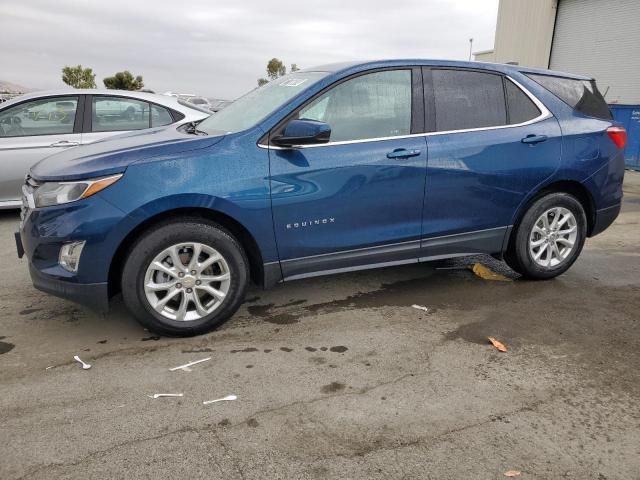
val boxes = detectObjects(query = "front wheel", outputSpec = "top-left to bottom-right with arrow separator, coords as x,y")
505,192 -> 587,279
121,219 -> 249,336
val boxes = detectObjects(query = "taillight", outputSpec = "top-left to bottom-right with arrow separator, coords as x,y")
607,126 -> 627,149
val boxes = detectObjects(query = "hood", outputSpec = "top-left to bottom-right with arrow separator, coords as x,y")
31,126 -> 225,181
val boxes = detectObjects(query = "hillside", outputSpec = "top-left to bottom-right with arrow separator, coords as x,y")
0,80 -> 31,93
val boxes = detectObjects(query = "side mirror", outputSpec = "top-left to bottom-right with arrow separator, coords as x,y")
273,119 -> 331,147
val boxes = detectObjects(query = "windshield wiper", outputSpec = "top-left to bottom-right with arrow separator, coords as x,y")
184,121 -> 208,136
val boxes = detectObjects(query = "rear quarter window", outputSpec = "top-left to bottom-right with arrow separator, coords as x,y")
505,79 -> 541,124
526,74 -> 612,120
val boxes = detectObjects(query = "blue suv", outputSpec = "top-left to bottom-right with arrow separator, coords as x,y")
16,60 -> 626,336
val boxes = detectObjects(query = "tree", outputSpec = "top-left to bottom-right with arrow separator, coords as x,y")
103,71 -> 144,90
257,58 -> 293,86
62,65 -> 96,89
266,58 -> 286,80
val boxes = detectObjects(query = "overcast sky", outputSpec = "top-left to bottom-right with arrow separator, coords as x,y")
0,0 -> 499,100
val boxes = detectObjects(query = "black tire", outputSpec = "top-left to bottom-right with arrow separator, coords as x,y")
121,218 -> 249,336
505,192 -> 587,280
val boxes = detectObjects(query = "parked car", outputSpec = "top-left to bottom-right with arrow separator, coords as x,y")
208,99 -> 232,112
185,96 -> 212,109
16,60 -> 625,336
0,90 -> 209,208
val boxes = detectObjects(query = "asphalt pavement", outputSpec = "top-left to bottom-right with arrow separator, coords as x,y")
1,172 -> 639,479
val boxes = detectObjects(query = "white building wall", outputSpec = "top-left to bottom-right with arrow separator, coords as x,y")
489,0 -> 557,68
549,0 -> 640,104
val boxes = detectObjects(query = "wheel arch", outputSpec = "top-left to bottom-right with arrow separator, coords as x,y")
506,180 -> 596,254
108,207 -> 269,298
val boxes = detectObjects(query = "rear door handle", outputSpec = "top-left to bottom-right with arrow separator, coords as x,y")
50,141 -> 80,147
521,134 -> 548,145
387,148 -> 421,159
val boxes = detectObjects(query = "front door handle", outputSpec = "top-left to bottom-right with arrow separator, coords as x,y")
521,134 -> 548,145
386,148 -> 421,159
50,141 -> 80,147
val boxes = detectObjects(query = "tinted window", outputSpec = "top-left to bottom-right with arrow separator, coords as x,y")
92,97 -> 150,132
0,96 -> 78,137
151,104 -> 174,127
298,70 -> 412,142
505,79 -> 541,124
527,74 -> 612,120
432,70 -> 506,131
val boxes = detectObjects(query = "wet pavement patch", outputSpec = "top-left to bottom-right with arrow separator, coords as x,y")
0,340 -> 15,354
247,418 -> 260,428
236,257 -> 526,327
97,339 -> 108,344
280,347 -> 293,352
321,382 -> 346,394
265,313 -> 299,325
247,304 -> 275,316
231,347 -> 259,353
330,346 -> 348,353
19,308 -> 42,315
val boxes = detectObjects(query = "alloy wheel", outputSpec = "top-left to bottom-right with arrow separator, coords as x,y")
143,242 -> 231,321
528,207 -> 578,268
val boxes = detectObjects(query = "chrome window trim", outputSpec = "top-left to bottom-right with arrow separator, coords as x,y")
258,75 -> 551,150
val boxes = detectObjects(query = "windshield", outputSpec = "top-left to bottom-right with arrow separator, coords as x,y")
198,71 -> 328,135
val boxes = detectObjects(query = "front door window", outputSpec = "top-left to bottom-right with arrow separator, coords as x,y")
298,70 -> 412,142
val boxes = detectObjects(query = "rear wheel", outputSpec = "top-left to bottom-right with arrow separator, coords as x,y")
121,219 -> 249,336
505,192 -> 587,279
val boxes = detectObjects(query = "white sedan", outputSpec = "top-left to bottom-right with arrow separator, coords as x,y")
0,90 -> 210,208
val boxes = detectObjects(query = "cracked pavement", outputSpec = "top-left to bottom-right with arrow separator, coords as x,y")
1,172 -> 639,479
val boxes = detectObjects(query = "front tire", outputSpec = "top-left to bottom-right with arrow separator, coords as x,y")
505,192 -> 587,279
121,218 -> 249,336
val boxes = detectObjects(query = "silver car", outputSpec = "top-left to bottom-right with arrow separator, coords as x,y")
0,90 -> 209,208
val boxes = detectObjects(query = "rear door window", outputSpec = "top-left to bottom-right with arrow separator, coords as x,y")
151,104 -> 174,127
432,70 -> 506,131
91,97 -> 150,132
0,96 -> 78,137
526,74 -> 612,120
505,79 -> 541,124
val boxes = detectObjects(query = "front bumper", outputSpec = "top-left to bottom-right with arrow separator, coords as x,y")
29,262 -> 109,312
15,229 -> 109,312
16,190 -> 130,313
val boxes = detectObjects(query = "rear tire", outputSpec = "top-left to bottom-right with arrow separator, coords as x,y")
505,192 -> 587,279
121,218 -> 249,336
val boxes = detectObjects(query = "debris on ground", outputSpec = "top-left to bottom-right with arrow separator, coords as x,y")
203,394 -> 237,405
411,304 -> 431,313
488,336 -> 508,352
471,263 -> 511,281
45,366 -> 54,370
504,470 -> 521,477
73,355 -> 91,370
169,357 -> 212,372
147,393 -> 184,399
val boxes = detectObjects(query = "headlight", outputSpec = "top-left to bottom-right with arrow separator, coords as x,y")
33,174 -> 122,208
